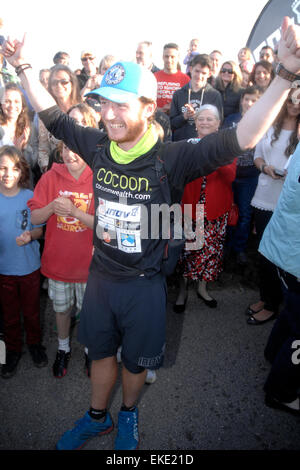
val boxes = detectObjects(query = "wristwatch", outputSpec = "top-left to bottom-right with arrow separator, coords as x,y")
275,63 -> 300,83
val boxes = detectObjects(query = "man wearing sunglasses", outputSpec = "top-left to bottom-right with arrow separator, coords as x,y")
77,51 -> 98,89
2,16 -> 300,449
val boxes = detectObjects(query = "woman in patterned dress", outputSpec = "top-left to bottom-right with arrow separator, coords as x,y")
174,105 -> 237,312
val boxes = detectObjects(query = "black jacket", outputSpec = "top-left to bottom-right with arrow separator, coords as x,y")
170,83 -> 223,141
215,84 -> 243,118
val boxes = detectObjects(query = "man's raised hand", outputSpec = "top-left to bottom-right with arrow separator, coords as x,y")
278,17 -> 300,73
1,33 -> 27,68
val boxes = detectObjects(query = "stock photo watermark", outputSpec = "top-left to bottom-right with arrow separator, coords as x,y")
95,195 -> 205,253
291,339 -> 300,365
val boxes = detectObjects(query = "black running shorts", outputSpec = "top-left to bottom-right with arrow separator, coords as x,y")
78,272 -> 167,373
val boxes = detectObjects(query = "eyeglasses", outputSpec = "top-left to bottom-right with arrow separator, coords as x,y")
82,57 -> 95,62
221,68 -> 234,74
51,79 -> 71,87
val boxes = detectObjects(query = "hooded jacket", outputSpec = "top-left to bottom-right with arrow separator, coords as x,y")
170,83 -> 223,141
27,163 -> 94,282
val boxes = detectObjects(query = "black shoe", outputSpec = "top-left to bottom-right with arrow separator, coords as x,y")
53,349 -> 71,378
29,344 -> 48,368
1,351 -> 22,379
265,394 -> 300,416
173,296 -> 188,314
84,352 -> 92,378
247,311 -> 277,325
197,292 -> 217,308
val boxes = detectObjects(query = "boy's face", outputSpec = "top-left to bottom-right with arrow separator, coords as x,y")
0,155 -> 21,194
241,93 -> 260,115
62,145 -> 86,176
191,64 -> 211,89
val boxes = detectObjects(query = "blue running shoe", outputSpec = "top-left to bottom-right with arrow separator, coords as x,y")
56,411 -> 113,450
114,407 -> 139,450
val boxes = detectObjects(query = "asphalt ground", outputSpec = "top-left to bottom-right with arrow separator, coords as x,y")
0,235 -> 299,462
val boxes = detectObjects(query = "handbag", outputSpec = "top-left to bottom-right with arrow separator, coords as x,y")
227,203 -> 239,226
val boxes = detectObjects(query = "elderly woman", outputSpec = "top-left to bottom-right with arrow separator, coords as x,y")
174,105 -> 236,312
38,65 -> 82,172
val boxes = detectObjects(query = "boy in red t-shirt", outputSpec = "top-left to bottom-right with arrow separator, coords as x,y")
28,143 -> 94,378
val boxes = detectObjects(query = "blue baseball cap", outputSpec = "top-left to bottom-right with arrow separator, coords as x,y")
89,61 -> 157,103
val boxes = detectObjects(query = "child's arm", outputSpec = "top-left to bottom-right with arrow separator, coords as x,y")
16,227 -> 43,246
30,201 -> 54,225
53,196 -> 94,229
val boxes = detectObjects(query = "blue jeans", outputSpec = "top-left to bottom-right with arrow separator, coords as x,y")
227,175 -> 258,253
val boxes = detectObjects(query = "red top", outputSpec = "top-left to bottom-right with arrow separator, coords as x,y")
181,160 -> 237,221
154,70 -> 190,109
28,163 -> 94,282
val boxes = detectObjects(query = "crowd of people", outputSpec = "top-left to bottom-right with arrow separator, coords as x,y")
0,15 -> 300,450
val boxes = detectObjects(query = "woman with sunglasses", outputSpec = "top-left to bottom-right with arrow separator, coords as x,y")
247,92 -> 300,325
0,82 -> 39,187
215,60 -> 243,118
38,65 -> 82,172
249,60 -> 275,93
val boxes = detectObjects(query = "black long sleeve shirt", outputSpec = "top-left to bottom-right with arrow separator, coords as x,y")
39,105 -> 242,280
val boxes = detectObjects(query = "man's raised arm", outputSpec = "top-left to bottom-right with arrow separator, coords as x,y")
237,17 -> 300,150
1,34 -> 56,112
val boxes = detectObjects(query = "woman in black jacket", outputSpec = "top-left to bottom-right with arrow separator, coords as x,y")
215,60 -> 243,118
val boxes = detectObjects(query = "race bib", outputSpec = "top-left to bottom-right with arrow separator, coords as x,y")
96,198 -> 142,253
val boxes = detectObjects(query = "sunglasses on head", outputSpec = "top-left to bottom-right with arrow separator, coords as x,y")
221,68 -> 234,74
51,79 -> 71,87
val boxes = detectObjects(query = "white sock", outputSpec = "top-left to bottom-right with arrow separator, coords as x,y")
58,337 -> 70,353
